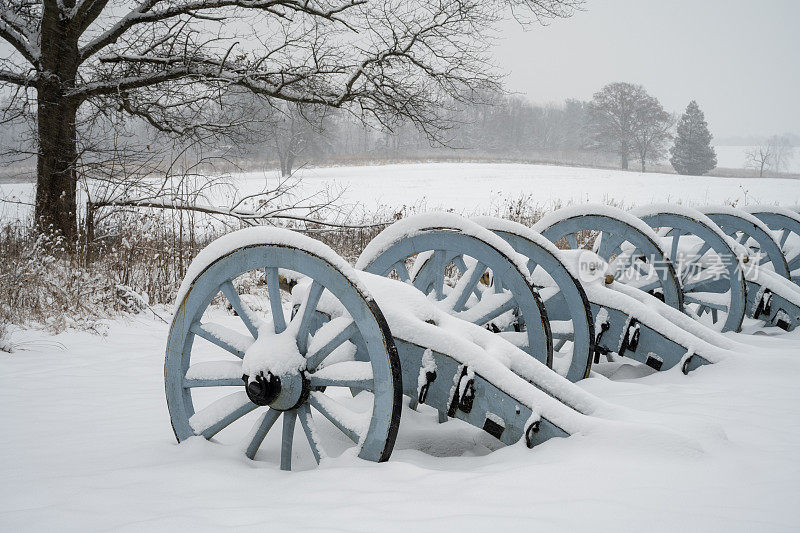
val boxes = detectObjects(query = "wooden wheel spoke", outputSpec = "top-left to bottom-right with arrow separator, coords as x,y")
245,408 -> 281,460
393,261 -> 412,283
779,229 -> 790,249
630,259 -> 651,278
787,252 -> 800,271
298,404 -> 325,464
411,258 -> 434,293
190,391 -> 257,439
265,267 -> 287,334
280,410 -> 297,471
190,322 -> 253,359
184,361 -> 243,388
309,361 -> 374,390
295,280 -> 324,355
682,275 -> 723,293
305,320 -> 359,371
613,247 -> 639,275
684,293 -> 729,312
493,271 -> 504,294
447,260 -> 486,312
432,249 -> 446,299
220,281 -> 260,338
308,392 -> 363,444
669,231 -> 681,262
566,233 -> 578,249
689,241 -> 712,264
596,233 -> 624,259
460,291 -> 516,326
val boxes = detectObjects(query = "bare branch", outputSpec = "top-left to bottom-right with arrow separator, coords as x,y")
0,68 -> 33,85
79,0 -> 366,61
89,198 -> 392,229
0,18 -> 38,65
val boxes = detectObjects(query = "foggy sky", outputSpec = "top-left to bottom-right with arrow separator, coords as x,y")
494,0 -> 800,140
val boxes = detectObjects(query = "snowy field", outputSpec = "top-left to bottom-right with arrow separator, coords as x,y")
4,162 -> 800,531
3,313 -> 800,531
234,162 -> 800,214
2,162 -> 800,225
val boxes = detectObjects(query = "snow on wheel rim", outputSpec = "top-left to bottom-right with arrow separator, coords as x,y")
357,212 -> 553,371
473,216 -> 594,382
166,227 -> 402,471
743,206 -> 800,288
532,203 -> 683,311
631,204 -> 747,333
701,205 -> 790,279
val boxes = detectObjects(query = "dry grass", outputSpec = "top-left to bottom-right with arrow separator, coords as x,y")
0,193 -> 659,342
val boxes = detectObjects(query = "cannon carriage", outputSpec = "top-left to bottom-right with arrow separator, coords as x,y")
165,204 -> 800,470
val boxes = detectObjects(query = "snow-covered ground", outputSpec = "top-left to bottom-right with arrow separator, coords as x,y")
5,162 -> 800,531
234,162 -> 800,214
3,162 -> 800,225
3,311 -> 800,531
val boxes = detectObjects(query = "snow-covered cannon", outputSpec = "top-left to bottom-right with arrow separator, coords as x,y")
532,204 -> 800,334
165,218 -> 604,471
163,207 -> 799,471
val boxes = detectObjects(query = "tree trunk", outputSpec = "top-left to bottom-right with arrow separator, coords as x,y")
34,2 -> 80,243
285,151 -> 295,177
35,96 -> 79,241
279,154 -> 288,177
620,148 -> 629,170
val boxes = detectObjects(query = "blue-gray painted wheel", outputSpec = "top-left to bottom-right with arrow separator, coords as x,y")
356,214 -> 553,371
532,205 -> 683,311
632,205 -> 747,333
474,216 -> 594,382
702,206 -> 790,278
165,228 -> 402,471
745,206 -> 800,287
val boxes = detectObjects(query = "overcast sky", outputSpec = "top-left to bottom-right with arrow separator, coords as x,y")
493,0 -> 800,140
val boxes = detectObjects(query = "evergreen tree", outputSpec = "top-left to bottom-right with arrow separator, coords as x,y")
670,101 -> 717,175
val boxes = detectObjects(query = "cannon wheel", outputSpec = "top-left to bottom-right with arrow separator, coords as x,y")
532,204 -> 683,310
702,206 -> 790,278
356,213 -> 553,372
474,217 -> 594,382
632,205 -> 746,333
166,227 -> 402,471
745,206 -> 800,287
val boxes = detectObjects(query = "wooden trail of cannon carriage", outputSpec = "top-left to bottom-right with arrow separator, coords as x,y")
164,203 -> 800,470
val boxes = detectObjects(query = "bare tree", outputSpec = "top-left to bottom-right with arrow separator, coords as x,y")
244,97 -> 329,178
630,95 -> 672,172
588,82 -> 669,171
745,144 -> 773,178
768,135 -> 794,173
744,136 -> 795,177
0,0 -> 582,243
